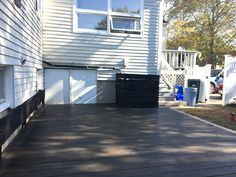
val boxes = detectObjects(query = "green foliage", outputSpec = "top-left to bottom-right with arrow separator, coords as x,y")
165,0 -> 236,67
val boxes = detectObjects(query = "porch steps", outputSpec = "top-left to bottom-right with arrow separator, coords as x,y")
159,101 -> 187,107
158,78 -> 175,101
159,96 -> 175,102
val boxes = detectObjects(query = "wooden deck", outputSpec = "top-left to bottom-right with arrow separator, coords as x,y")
1,105 -> 236,177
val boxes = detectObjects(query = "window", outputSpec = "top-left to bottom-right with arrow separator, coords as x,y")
112,0 -> 141,14
77,0 -> 107,11
74,0 -> 143,34
0,69 -> 4,101
78,14 -> 107,30
111,17 -> 141,33
0,66 -> 13,110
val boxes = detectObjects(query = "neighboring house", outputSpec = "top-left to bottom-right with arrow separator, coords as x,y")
42,0 -> 163,104
0,0 -> 43,150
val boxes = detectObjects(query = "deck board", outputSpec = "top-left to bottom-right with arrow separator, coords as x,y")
1,105 -> 236,177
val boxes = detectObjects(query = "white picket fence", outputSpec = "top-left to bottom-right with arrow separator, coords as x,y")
223,55 -> 236,105
162,50 -> 198,70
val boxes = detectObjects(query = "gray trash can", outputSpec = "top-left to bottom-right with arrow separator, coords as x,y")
185,87 -> 198,107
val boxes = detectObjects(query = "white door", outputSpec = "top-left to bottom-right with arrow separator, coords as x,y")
70,70 -> 97,104
45,69 -> 97,104
45,69 -> 70,104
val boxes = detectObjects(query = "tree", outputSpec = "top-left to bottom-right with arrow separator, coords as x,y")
164,0 -> 236,67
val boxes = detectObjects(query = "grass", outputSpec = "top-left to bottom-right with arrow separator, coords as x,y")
177,105 -> 236,131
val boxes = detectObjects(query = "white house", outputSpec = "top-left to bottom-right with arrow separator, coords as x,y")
0,0 -> 43,153
0,0 -> 163,153
0,0 -> 43,110
42,0 -> 164,105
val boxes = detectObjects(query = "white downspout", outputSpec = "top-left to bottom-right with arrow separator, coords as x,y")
157,0 -> 164,75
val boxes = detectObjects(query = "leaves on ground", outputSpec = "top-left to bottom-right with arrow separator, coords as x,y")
177,105 -> 236,131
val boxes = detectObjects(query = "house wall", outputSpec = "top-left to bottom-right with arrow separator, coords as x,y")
42,0 -> 161,103
0,0 -> 43,108
42,0 -> 161,80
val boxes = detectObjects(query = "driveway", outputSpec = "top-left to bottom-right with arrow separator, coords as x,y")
1,105 -> 236,177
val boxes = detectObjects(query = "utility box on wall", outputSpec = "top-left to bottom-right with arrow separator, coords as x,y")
116,74 -> 159,108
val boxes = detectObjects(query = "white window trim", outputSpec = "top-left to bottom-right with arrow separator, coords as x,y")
110,16 -> 142,32
73,0 -> 144,36
0,66 -> 13,113
0,66 -> 15,111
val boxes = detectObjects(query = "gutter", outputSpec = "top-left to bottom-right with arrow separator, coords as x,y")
43,60 -> 123,73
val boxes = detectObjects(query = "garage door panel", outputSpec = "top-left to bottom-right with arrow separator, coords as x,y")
45,69 -> 97,105
45,70 -> 70,104
70,70 -> 97,104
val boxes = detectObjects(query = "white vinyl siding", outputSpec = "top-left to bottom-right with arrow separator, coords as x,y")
0,0 -> 43,107
42,0 -> 160,80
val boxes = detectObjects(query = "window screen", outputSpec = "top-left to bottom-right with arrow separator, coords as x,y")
111,17 -> 141,31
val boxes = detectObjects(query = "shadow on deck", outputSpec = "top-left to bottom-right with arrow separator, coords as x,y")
1,105 -> 236,177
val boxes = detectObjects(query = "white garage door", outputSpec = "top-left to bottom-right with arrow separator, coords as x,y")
45,69 -> 97,104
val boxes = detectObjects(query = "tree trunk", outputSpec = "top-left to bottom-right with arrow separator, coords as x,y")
207,37 -> 215,67
207,5 -> 216,68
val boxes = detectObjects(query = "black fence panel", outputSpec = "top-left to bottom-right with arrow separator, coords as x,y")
116,74 -> 159,108
0,90 -> 45,147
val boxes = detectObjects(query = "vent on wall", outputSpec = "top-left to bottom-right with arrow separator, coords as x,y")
14,0 -> 21,8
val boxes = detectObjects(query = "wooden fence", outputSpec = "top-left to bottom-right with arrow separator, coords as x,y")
116,74 -> 159,108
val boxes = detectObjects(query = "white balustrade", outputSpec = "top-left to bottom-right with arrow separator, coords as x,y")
160,50 -> 199,94
162,50 -> 198,70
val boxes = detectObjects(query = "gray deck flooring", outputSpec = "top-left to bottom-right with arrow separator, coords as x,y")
1,105 -> 236,177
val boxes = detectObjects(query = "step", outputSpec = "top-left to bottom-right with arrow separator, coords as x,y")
159,100 -> 187,107
159,87 -> 171,92
159,91 -> 173,97
159,96 -> 175,101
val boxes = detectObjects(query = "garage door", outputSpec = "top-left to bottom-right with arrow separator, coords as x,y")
45,69 -> 97,104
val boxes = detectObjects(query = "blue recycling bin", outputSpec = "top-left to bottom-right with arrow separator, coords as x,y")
185,87 -> 198,107
175,85 -> 184,101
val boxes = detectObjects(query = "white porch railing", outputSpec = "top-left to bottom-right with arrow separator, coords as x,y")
162,50 -> 198,70
160,50 -> 199,93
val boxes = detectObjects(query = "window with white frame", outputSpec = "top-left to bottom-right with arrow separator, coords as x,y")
0,68 -> 5,102
74,0 -> 143,34
0,66 -> 13,110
